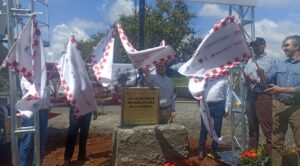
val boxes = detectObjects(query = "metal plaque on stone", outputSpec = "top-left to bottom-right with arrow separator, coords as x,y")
121,87 -> 159,126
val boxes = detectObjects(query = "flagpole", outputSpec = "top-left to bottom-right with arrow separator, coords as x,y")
137,0 -> 145,87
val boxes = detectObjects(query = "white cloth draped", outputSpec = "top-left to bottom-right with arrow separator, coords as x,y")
2,18 -> 47,118
91,26 -> 115,87
56,36 -> 97,117
116,24 -> 176,69
179,16 -> 250,145
178,16 -> 251,79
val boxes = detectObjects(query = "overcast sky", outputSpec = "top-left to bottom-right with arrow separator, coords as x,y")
44,0 -> 300,62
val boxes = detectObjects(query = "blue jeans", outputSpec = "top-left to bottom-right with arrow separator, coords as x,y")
19,110 -> 49,166
199,100 -> 225,152
64,108 -> 92,161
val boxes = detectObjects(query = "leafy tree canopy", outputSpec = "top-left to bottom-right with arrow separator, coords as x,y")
78,0 -> 202,65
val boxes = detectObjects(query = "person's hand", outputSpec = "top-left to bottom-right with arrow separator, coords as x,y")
256,68 -> 265,78
171,111 -> 176,118
93,111 -> 98,120
244,73 -> 256,84
140,67 -> 150,77
168,111 -> 176,124
265,84 -> 283,94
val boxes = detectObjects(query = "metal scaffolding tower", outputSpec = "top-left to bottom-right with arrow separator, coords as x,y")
227,66 -> 247,165
1,0 -> 49,165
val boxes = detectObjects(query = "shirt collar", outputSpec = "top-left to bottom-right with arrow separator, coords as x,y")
287,58 -> 300,64
255,52 -> 266,60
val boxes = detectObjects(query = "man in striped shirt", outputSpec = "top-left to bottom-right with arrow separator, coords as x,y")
244,37 -> 278,155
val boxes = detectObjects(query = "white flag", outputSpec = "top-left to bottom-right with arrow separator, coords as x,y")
117,24 -> 176,69
91,26 -> 115,87
56,35 -> 97,117
2,18 -> 47,118
178,16 -> 251,78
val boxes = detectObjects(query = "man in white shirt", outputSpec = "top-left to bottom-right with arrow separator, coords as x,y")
198,75 -> 230,160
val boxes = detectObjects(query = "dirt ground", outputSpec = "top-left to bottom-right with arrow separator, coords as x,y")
41,102 -> 229,166
0,102 -> 295,166
42,132 -> 229,166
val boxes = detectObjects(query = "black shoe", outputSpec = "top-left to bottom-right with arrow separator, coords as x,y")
78,154 -> 91,161
211,151 -> 221,159
63,160 -> 71,166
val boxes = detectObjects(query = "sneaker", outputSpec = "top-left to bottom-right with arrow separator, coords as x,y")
211,151 -> 221,159
198,151 -> 205,160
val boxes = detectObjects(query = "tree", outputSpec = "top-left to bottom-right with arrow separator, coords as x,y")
118,0 -> 202,64
77,32 -> 105,62
77,0 -> 202,65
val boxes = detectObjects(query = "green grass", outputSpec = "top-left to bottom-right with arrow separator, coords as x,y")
171,76 -> 189,86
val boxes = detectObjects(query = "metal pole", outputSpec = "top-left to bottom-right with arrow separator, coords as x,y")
7,0 -> 20,165
137,0 -> 145,87
251,6 -> 255,40
139,0 -> 145,50
240,69 -> 247,152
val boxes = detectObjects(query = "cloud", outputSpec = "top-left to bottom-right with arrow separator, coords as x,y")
197,4 -> 227,18
108,0 -> 135,22
257,0 -> 298,7
46,18 -> 105,62
255,19 -> 300,58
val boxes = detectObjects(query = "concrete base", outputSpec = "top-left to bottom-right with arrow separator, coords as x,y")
112,123 -> 189,166
218,150 -> 241,166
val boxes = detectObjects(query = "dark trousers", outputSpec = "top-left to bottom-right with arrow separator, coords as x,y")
158,107 -> 172,124
246,92 -> 272,154
64,109 -> 92,161
199,100 -> 225,152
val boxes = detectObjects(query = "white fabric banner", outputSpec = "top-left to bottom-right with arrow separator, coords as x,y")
178,16 -> 251,78
180,16 -> 250,145
56,36 -> 97,117
188,77 -> 206,100
116,24 -> 176,69
2,18 -> 47,118
91,26 -> 115,87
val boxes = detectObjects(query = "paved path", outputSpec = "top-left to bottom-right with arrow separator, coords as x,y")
48,101 -> 295,147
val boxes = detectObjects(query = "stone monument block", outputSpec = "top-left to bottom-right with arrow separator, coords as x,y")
112,123 -> 189,165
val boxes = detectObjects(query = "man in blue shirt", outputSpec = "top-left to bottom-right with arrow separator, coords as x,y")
258,35 -> 300,166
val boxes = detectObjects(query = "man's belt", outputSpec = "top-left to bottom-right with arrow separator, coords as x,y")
159,106 -> 170,109
276,98 -> 294,106
40,109 -> 49,112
